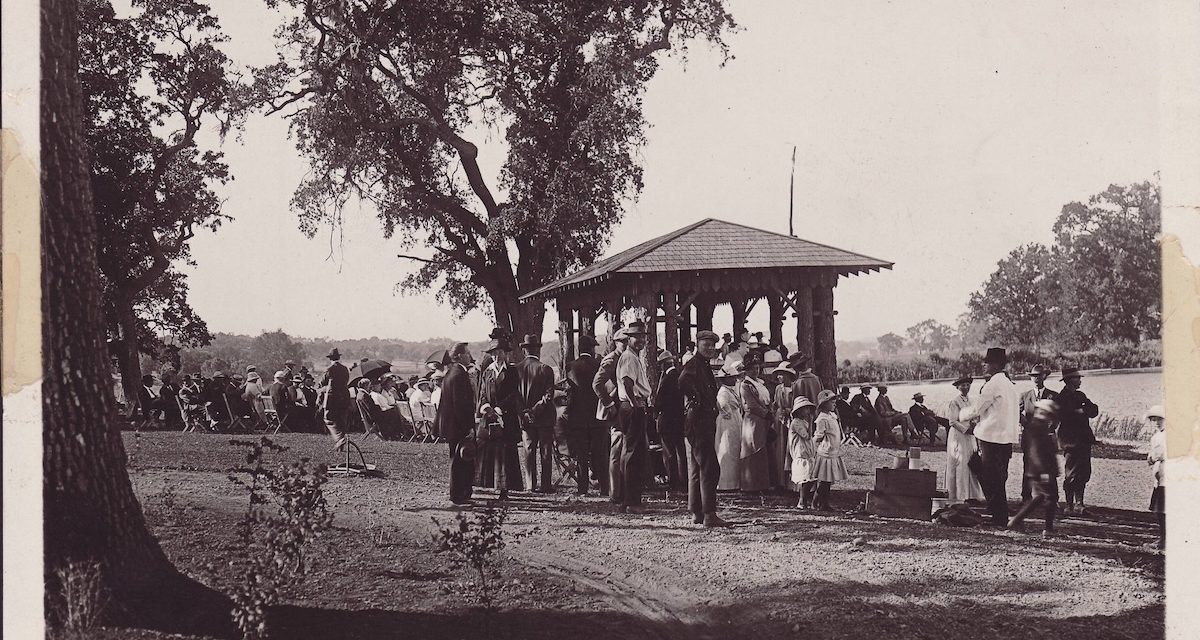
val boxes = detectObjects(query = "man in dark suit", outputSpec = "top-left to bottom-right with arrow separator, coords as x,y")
566,335 -> 605,496
158,372 -> 183,429
514,334 -> 557,492
850,385 -> 885,444
908,392 -> 949,443
655,350 -> 687,491
678,330 -> 729,527
320,348 -> 351,449
1056,366 -> 1099,514
435,342 -> 477,504
137,374 -> 165,425
476,337 -> 522,496
835,386 -> 856,436
1019,364 -> 1059,502
268,370 -> 296,430
354,378 -> 384,439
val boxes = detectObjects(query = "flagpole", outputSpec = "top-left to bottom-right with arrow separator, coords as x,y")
788,145 -> 797,237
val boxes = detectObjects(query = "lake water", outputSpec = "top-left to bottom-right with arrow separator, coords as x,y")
879,371 -> 1162,424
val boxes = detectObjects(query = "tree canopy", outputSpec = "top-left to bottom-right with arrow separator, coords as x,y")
253,0 -> 736,335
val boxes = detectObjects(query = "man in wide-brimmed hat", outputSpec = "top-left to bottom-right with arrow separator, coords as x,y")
476,335 -> 521,496
593,326 -> 629,502
1019,364 -> 1059,502
514,333 -> 556,492
677,330 -> 730,527
1056,366 -> 1100,514
960,347 -> 1020,527
907,392 -> 948,443
564,334 -> 606,496
320,347 -> 351,449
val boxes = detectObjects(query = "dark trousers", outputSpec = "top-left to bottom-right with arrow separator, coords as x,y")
977,439 -> 1013,526
1009,477 -> 1058,531
1062,446 -> 1092,504
609,426 -> 625,504
661,428 -> 687,491
618,402 -> 648,507
686,428 -> 720,516
575,427 -> 610,496
448,439 -> 474,503
521,427 -> 555,492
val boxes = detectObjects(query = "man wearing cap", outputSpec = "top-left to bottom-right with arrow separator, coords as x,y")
616,320 -> 652,512
1019,364 -> 1059,502
477,336 -> 522,496
907,392 -> 948,443
320,347 -> 351,449
678,330 -> 729,527
960,347 -> 1021,527
655,350 -> 687,491
515,334 -> 557,493
850,385 -> 883,444
566,335 -> 607,496
594,327 -> 629,503
435,342 -> 478,504
1056,366 -> 1100,514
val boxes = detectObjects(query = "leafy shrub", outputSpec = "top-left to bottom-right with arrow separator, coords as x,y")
432,504 -> 523,628
48,560 -> 108,636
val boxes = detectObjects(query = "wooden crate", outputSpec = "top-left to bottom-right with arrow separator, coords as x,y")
874,468 -> 937,497
866,490 -> 933,520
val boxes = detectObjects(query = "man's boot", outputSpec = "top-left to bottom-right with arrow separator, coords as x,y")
703,513 -> 731,528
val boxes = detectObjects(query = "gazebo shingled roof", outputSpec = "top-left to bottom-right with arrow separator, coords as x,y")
520,218 -> 893,392
521,218 -> 893,303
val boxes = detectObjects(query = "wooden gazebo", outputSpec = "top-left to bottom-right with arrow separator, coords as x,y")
520,218 -> 893,390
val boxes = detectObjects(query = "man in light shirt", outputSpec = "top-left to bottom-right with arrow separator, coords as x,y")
616,320 -> 651,512
960,347 -> 1021,527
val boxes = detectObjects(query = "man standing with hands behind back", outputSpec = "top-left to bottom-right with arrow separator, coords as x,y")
515,334 -> 557,493
594,327 -> 629,503
678,330 -> 730,527
435,342 -> 477,505
1056,367 -> 1100,514
960,347 -> 1020,528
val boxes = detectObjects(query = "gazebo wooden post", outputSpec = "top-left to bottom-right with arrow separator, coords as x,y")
678,295 -> 693,351
556,299 -> 575,367
795,284 -> 815,359
579,305 -> 597,340
813,283 -> 837,389
605,295 -> 623,348
695,298 -> 715,332
731,296 -> 749,339
767,294 -> 784,348
663,293 -> 680,356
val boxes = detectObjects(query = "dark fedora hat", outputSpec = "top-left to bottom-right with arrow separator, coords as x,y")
578,334 -> 599,351
488,326 -> 513,340
1028,363 -> 1050,378
623,320 -> 647,335
952,374 -> 973,387
983,347 -> 1008,364
484,338 -> 511,353
520,334 -> 543,348
1060,366 -> 1082,380
326,347 -> 342,360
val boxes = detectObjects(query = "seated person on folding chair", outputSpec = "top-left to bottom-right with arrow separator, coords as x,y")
908,392 -> 949,443
204,373 -> 232,428
178,375 -> 207,431
874,385 -> 920,444
370,377 -> 408,439
355,378 -> 387,440
267,370 -> 296,431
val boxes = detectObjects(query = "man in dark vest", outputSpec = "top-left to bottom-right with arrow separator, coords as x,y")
320,348 -> 350,449
655,350 -> 687,491
850,385 -> 884,444
1056,366 -> 1099,514
678,330 -> 730,527
435,342 -> 477,505
515,334 -> 557,492
566,334 -> 606,496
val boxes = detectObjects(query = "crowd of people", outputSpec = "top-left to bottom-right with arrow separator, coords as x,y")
126,327 -> 1165,545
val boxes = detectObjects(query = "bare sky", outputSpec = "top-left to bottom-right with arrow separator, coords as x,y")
182,0 -> 1159,345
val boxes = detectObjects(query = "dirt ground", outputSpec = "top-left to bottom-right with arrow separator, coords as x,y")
108,432 -> 1163,640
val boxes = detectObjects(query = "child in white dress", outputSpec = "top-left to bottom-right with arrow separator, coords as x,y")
811,390 -> 849,511
789,396 -> 818,509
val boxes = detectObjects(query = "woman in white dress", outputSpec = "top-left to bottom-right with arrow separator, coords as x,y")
715,361 -> 745,491
811,390 -> 849,511
943,375 -> 984,505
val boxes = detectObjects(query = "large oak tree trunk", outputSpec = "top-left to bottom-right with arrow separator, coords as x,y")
42,0 -> 234,635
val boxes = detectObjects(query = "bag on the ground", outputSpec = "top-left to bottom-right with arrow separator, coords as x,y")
933,503 -> 984,527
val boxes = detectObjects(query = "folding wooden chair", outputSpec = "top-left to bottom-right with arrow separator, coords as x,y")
260,395 -> 287,435
129,398 -> 162,431
357,398 -> 383,442
395,403 -> 418,442
551,434 -> 578,490
224,395 -> 252,433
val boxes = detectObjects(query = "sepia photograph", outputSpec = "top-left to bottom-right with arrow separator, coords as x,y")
7,0 -> 1200,638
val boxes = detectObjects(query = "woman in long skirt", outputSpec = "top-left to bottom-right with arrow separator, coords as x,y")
943,375 -> 984,504
811,390 -> 849,511
771,365 -> 797,490
716,362 -> 745,491
789,396 -> 818,508
738,355 -> 772,493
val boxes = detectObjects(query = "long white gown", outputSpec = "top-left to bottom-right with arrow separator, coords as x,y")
716,384 -> 743,490
943,394 -> 984,504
